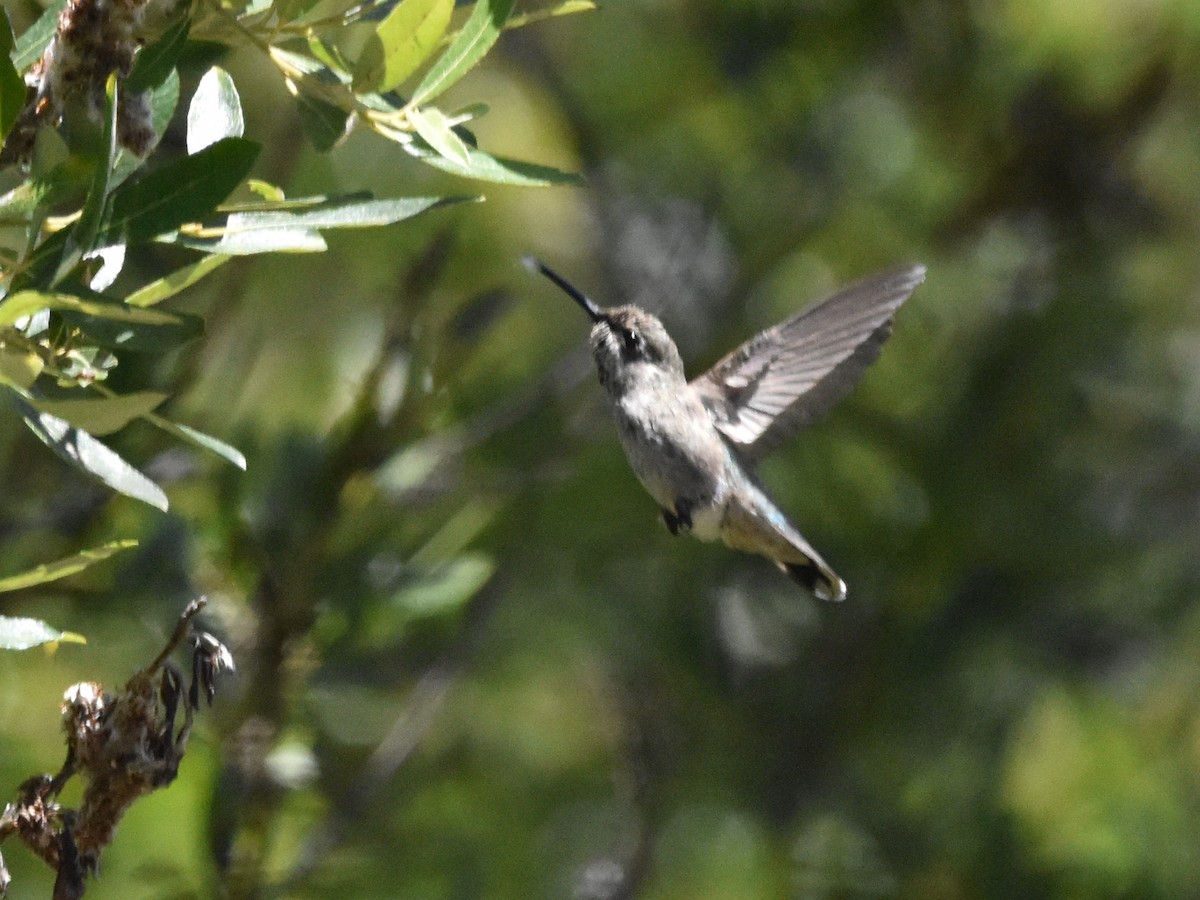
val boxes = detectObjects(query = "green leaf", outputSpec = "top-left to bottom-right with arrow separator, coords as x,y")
60,307 -> 204,352
0,616 -> 86,650
0,290 -> 188,327
17,399 -> 169,510
506,0 -> 596,29
187,66 -> 245,154
354,0 -> 454,93
0,18 -> 24,140
275,0 -> 326,24
157,420 -> 246,469
391,553 -> 494,621
410,0 -> 515,107
25,391 -> 167,435
408,105 -> 470,167
126,14 -> 190,92
0,9 -> 13,56
105,137 -> 260,243
0,173 -> 69,222
0,346 -> 43,389
162,225 -> 327,255
55,74 -> 120,285
0,539 -> 138,592
11,0 -> 66,72
295,92 -> 352,152
125,254 -> 231,307
403,136 -> 582,185
221,194 -> 474,230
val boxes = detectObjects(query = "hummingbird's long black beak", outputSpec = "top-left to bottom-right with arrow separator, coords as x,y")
522,256 -> 605,323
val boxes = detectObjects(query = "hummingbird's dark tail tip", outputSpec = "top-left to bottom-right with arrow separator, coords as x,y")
779,561 -> 847,602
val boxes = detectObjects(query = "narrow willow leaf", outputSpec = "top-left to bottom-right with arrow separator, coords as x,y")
403,137 -> 582,186
505,0 -> 596,30
0,347 -> 43,389
220,194 -> 474,230
0,539 -> 138,592
163,226 -> 327,255
187,67 -> 245,154
0,35 -> 24,140
26,391 -> 168,436
353,0 -> 453,93
410,0 -> 515,107
294,91 -> 353,152
17,400 -> 169,510
126,14 -> 190,92
11,0 -> 66,71
61,307 -> 203,352
0,616 -> 86,650
56,74 -> 120,286
158,420 -> 247,469
408,106 -> 470,167
126,254 -> 231,307
0,290 -> 185,327
0,8 -> 12,55
105,137 -> 260,243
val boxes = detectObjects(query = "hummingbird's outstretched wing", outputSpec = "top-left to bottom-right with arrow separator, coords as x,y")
692,264 -> 925,461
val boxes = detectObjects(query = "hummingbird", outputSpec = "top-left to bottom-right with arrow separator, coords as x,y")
525,257 -> 925,601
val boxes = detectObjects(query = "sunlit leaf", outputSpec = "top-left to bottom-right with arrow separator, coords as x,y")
0,616 -> 86,650
0,347 -> 43,390
125,254 -> 231,307
188,67 -> 245,154
408,105 -> 470,167
218,194 -> 475,230
403,136 -> 581,185
163,225 -> 328,255
505,0 -> 596,31
25,391 -> 168,435
0,290 -> 187,327
105,137 -> 260,243
156,420 -> 247,469
17,399 -> 169,510
410,0 -> 515,107
353,0 -> 453,93
0,539 -> 138,592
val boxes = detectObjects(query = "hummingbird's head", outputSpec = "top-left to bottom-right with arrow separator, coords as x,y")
524,258 -> 685,393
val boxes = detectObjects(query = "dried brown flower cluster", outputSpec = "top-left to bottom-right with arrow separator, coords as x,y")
0,598 -> 233,899
1,0 -> 182,165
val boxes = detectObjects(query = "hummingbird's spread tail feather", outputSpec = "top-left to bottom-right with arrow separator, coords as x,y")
777,560 -> 846,602
719,486 -> 847,601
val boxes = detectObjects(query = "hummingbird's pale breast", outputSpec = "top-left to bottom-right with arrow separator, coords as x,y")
600,359 -> 732,543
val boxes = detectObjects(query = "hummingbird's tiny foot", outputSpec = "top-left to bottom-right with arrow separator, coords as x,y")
661,502 -> 693,536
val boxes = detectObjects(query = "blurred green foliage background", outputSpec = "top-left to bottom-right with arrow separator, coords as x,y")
5,0 -> 1200,897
